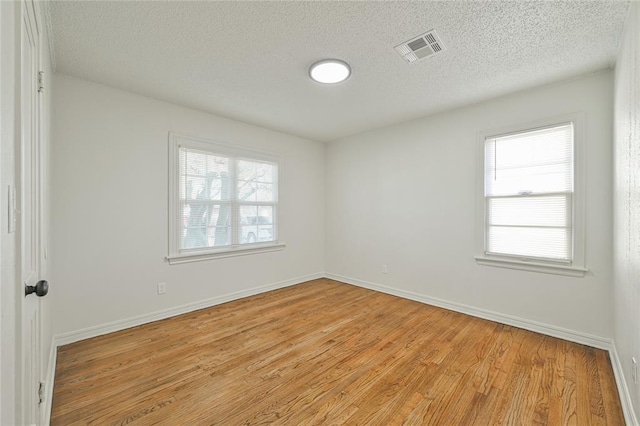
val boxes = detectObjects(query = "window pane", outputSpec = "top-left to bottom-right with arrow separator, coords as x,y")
185,151 -> 207,176
257,206 -> 274,242
179,174 -> 186,199
207,227 -> 231,247
180,148 -> 230,201
487,226 -> 570,260
487,195 -> 571,227
257,183 -> 274,202
485,124 -> 573,196
181,177 -> 227,201
256,162 -> 274,183
238,160 -> 256,182
237,181 -> 274,201
181,203 -> 231,249
238,159 -> 274,183
240,206 -> 258,224
238,182 -> 258,202
182,227 -> 207,250
184,177 -> 204,200
239,205 -> 274,244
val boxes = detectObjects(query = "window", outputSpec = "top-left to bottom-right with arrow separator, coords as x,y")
475,114 -> 586,276
168,133 -> 283,264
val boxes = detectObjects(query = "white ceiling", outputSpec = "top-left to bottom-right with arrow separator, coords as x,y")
47,1 -> 629,142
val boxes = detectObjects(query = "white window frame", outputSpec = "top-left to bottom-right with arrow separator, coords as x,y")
167,132 -> 285,265
474,113 -> 587,277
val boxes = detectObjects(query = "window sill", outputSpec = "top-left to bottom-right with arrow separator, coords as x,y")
167,242 -> 286,265
474,255 -> 587,277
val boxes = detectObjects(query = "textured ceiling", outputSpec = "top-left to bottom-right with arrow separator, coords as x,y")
47,1 -> 629,142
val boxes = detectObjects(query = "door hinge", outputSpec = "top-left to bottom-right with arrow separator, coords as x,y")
38,381 -> 45,404
37,71 -> 44,93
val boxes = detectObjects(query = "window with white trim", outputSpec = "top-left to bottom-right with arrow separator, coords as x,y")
168,133 -> 282,264
475,115 -> 586,276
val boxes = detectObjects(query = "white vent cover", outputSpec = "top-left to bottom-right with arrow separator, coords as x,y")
395,30 -> 445,63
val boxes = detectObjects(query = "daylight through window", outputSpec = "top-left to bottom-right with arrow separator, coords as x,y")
483,123 -> 574,262
169,134 -> 280,262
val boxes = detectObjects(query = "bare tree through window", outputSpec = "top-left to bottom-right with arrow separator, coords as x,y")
180,148 -> 276,250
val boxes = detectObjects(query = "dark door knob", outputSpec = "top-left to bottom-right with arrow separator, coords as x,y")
25,280 -> 48,297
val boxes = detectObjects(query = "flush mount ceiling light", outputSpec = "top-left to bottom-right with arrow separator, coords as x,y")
309,59 -> 351,84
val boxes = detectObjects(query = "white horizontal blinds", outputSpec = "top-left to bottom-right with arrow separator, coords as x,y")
179,145 -> 278,251
237,159 -> 277,244
179,147 -> 232,250
484,123 -> 574,261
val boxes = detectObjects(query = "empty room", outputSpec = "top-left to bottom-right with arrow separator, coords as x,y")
1,0 -> 639,425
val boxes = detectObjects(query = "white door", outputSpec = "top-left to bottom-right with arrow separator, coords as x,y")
19,1 -> 44,424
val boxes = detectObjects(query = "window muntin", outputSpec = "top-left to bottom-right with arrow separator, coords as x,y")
170,134 -> 279,260
483,122 -> 574,263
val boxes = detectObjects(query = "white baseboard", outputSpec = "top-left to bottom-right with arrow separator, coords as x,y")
55,272 -> 324,347
609,342 -> 639,426
43,336 -> 57,426
324,273 -> 612,350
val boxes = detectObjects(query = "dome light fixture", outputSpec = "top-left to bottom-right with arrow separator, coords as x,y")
309,59 -> 351,84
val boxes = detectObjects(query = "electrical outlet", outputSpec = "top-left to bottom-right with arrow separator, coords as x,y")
157,282 -> 166,295
633,357 -> 638,385
382,264 -> 388,274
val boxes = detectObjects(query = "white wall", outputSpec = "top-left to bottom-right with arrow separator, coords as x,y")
326,71 -> 614,340
52,75 -> 325,336
0,2 -> 18,423
614,2 -> 640,422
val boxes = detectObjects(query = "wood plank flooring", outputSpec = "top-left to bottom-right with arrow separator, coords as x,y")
51,279 -> 625,425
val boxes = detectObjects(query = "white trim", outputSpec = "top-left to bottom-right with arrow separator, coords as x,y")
55,272 -> 323,346
166,242 -> 286,265
474,255 -> 588,277
39,0 -> 55,72
169,132 -> 281,164
609,342 -> 640,426
475,112 -> 587,275
324,272 -> 610,350
43,337 -> 56,426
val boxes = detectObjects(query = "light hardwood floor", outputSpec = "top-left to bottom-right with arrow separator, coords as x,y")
51,279 -> 625,425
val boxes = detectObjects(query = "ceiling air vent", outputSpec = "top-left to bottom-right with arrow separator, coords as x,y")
395,30 -> 445,63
